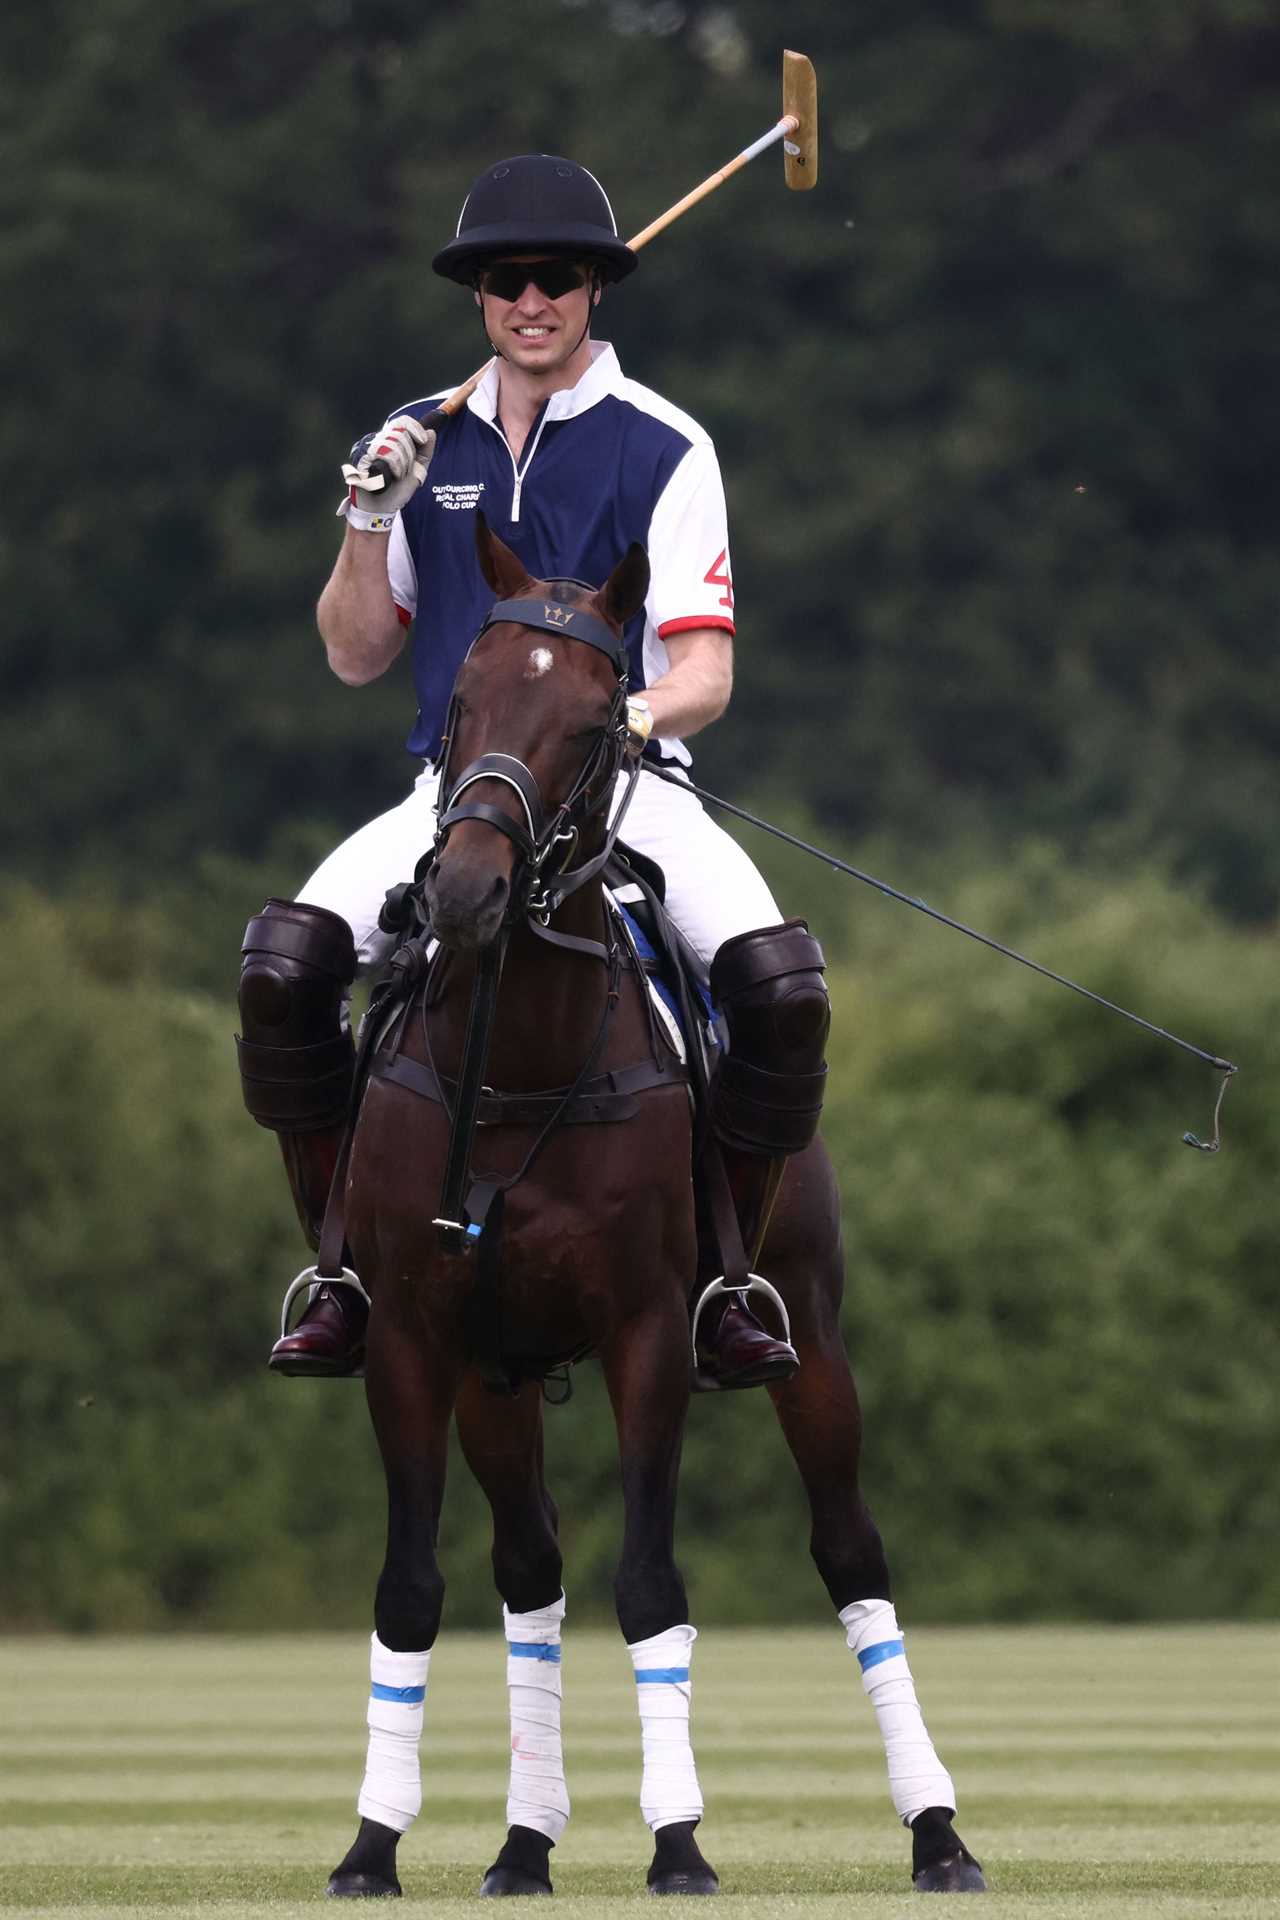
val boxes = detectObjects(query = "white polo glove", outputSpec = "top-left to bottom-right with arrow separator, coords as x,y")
625,697 -> 654,758
338,415 -> 436,532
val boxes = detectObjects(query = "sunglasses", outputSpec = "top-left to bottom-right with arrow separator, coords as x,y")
478,259 -> 590,303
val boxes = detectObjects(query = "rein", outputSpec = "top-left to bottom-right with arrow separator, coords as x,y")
420,591 -> 652,1297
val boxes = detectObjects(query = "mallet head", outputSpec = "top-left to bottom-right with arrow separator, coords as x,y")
783,50 -> 818,190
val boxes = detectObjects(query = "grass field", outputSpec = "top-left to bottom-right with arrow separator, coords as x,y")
1,1627 -> 1276,1918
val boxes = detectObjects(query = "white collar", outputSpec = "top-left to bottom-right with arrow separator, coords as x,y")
469,340 -> 623,426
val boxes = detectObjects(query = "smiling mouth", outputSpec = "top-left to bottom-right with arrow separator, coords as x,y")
514,326 -> 553,339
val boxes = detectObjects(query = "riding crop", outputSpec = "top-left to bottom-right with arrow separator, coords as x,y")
642,764 -> 1239,1154
360,50 -> 818,486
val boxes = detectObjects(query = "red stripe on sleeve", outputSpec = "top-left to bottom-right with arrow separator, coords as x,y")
656,615 -> 736,640
395,604 -> 413,628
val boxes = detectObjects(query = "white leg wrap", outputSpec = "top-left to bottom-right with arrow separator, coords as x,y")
504,1593 -> 570,1843
839,1599 -> 956,1826
357,1633 -> 430,1834
628,1624 -> 704,1832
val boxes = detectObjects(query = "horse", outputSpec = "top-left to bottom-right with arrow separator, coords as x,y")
323,514 -> 985,1898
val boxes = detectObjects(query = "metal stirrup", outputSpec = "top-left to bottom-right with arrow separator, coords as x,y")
690,1273 -> 792,1362
279,1264 -> 371,1340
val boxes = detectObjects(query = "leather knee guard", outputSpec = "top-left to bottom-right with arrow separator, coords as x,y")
709,920 -> 830,1156
236,899 -> 357,1132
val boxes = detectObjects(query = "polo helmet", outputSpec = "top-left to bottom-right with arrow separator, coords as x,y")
432,154 -> 638,285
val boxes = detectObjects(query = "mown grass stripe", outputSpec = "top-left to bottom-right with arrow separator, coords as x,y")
2,1860 -> 1278,1905
2,1793 -> 1279,1830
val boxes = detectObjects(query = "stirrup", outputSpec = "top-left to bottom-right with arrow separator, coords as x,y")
279,1264 -> 370,1340
690,1273 -> 792,1360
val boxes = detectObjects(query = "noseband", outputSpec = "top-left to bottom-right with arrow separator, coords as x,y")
431,593 -> 636,923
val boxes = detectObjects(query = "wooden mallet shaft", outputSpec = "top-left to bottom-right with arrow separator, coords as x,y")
367,52 -> 818,450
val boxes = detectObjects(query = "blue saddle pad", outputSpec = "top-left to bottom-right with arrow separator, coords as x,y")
615,901 -> 714,1054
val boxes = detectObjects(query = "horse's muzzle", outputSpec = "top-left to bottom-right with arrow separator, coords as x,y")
422,855 -> 511,952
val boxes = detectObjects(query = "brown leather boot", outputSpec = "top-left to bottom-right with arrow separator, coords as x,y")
695,1289 -> 798,1389
279,1128 -> 344,1251
268,1280 -> 368,1377
694,1149 -> 798,1390
263,1124 -> 367,1377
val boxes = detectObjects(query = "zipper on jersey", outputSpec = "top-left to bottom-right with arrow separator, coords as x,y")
483,403 -> 551,525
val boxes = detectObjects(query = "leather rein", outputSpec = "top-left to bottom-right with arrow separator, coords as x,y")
411,594 -> 656,1260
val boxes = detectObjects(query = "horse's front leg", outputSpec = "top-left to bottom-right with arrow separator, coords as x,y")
328,1289 -> 463,1900
599,1299 -> 718,1897
455,1370 -> 566,1898
765,1141 -> 986,1893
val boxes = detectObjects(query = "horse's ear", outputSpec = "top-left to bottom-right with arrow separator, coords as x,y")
474,509 -> 532,600
598,542 -> 650,629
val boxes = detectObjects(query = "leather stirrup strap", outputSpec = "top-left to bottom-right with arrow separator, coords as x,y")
700,1133 -> 750,1293
312,976 -> 406,1281
315,1121 -> 355,1280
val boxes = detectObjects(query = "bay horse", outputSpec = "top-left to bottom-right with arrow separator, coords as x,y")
324,516 -> 984,1898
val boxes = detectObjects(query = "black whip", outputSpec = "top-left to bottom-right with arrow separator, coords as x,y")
643,762 -> 1238,1152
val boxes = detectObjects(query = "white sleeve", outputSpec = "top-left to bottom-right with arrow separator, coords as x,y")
387,514 -> 417,624
644,441 -> 736,639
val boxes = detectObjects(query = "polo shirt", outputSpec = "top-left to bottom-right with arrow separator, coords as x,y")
381,342 -> 735,764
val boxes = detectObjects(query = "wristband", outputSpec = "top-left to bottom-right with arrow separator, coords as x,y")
338,496 -> 399,534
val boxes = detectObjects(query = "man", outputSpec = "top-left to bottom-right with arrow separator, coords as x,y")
237,154 -> 830,1386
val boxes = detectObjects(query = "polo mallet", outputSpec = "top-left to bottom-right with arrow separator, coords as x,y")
360,51 -> 818,487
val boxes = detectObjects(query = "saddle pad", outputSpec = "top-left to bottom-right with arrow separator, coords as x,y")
607,889 -> 714,1067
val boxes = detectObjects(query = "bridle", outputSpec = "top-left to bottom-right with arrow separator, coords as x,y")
406,588 -> 648,1270
430,590 -> 639,930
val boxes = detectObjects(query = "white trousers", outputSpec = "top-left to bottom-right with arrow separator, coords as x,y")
298,764 -> 782,975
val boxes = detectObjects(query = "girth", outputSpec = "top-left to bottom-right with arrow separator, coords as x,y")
369,1048 -> 687,1128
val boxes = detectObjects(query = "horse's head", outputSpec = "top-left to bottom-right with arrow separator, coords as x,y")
422,512 -> 650,951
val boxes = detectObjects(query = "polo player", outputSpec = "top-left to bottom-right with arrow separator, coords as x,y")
236,154 -> 830,1387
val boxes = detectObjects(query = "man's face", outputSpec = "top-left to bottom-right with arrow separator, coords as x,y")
475,255 -> 596,375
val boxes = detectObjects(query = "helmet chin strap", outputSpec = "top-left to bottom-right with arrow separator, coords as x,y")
481,268 -> 602,366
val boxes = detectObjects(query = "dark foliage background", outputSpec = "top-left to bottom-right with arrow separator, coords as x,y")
2,0 -> 1276,1628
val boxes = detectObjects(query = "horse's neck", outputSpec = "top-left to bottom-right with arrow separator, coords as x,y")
430,882 -> 629,1089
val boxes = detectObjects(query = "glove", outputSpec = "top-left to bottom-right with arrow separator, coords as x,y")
624,697 -> 654,758
338,415 -> 436,532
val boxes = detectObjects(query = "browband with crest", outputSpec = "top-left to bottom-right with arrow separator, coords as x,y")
479,596 -> 628,675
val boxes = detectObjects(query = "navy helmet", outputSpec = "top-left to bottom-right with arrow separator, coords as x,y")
432,154 -> 638,285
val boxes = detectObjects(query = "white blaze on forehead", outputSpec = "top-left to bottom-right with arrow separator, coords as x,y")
526,647 -> 554,678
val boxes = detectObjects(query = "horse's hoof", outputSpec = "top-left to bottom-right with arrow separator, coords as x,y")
328,1818 -> 402,1898
479,1826 -> 553,1896
647,1869 -> 720,1895
910,1808 -> 985,1893
478,1865 -> 553,1896
912,1851 -> 987,1893
326,1872 -> 402,1899
646,1821 -> 718,1895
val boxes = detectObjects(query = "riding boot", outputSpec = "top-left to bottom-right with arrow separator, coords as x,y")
237,898 -> 368,1379
694,921 -> 829,1391
693,1150 -> 797,1388
279,1127 -> 344,1251
267,1126 -> 369,1378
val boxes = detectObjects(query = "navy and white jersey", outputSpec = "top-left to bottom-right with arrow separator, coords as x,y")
382,342 -> 735,764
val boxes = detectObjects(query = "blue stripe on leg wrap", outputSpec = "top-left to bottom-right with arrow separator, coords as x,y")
634,1667 -> 691,1684
370,1681 -> 426,1703
507,1641 -> 562,1663
857,1639 -> 905,1672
